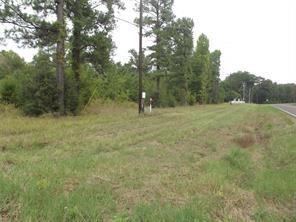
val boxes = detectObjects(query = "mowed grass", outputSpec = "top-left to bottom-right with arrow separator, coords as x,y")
0,102 -> 295,221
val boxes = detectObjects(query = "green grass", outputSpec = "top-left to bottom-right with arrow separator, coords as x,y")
0,103 -> 295,221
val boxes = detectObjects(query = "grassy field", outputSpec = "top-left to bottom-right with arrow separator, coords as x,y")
0,103 -> 295,221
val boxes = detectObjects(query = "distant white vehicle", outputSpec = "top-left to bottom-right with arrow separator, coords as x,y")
230,98 -> 245,105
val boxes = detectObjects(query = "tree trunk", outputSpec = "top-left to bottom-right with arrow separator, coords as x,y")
72,0 -> 82,112
56,0 -> 65,115
155,5 -> 161,102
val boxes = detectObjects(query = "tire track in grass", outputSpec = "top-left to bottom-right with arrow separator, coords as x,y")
81,105 -> 242,158
80,106 -> 235,153
42,106 -> 229,155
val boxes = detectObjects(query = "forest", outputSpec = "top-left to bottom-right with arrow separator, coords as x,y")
0,0 -> 295,116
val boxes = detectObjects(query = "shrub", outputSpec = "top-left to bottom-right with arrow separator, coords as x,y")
187,92 -> 196,106
0,76 -> 17,104
158,88 -> 177,107
64,66 -> 98,114
17,52 -> 58,116
18,70 -> 58,116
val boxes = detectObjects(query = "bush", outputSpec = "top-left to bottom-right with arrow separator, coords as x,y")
0,76 -> 17,104
187,92 -> 196,106
18,71 -> 58,116
64,70 -> 79,114
64,65 -> 98,114
95,66 -> 138,103
158,90 -> 176,107
17,53 -> 58,116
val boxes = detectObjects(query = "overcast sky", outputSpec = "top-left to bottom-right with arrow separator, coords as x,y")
1,0 -> 296,83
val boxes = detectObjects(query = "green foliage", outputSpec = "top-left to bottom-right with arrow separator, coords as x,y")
64,69 -> 80,114
159,91 -> 177,107
0,50 -> 25,79
222,71 -> 296,103
17,52 -> 58,116
0,76 -> 17,104
221,71 -> 257,102
142,0 -> 175,71
155,80 -> 177,107
209,50 -> 222,103
128,49 -> 152,73
0,0 -> 59,47
84,64 -> 139,104
169,17 -> 194,105
191,34 -> 212,104
138,0 -> 176,105
187,92 -> 196,106
0,51 -> 26,104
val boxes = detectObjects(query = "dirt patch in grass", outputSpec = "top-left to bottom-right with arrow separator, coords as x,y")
213,188 -> 258,222
1,159 -> 16,172
0,209 -> 9,222
265,199 -> 296,219
256,133 -> 271,145
233,134 -> 256,148
4,160 -> 15,165
0,202 -> 21,222
63,179 -> 79,195
0,145 -> 6,152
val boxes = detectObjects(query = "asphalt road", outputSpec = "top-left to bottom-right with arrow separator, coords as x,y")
273,104 -> 296,118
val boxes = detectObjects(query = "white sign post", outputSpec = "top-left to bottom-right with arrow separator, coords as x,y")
141,92 -> 146,113
142,92 -> 146,99
149,98 -> 153,113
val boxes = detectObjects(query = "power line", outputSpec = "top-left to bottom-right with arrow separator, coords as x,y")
114,16 -> 138,28
114,16 -> 150,33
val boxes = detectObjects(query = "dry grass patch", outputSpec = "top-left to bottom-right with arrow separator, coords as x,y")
233,134 -> 256,148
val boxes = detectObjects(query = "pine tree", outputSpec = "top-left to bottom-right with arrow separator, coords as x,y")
191,34 -> 211,104
209,50 -> 221,103
142,0 -> 175,102
66,0 -> 124,112
0,0 -> 66,114
170,18 -> 194,105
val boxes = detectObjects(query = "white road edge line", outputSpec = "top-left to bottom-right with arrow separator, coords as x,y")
273,105 -> 296,118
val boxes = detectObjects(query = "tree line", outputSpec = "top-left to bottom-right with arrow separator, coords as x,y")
222,71 -> 296,104
0,0 -> 295,116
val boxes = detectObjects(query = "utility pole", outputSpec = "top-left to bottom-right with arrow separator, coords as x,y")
56,0 -> 65,115
248,87 -> 251,103
138,0 -> 144,114
242,82 -> 246,102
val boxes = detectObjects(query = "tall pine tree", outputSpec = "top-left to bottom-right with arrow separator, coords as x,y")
170,18 -> 194,105
0,0 -> 66,114
209,50 -> 221,103
142,0 -> 175,102
66,0 -> 124,112
191,34 -> 211,104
